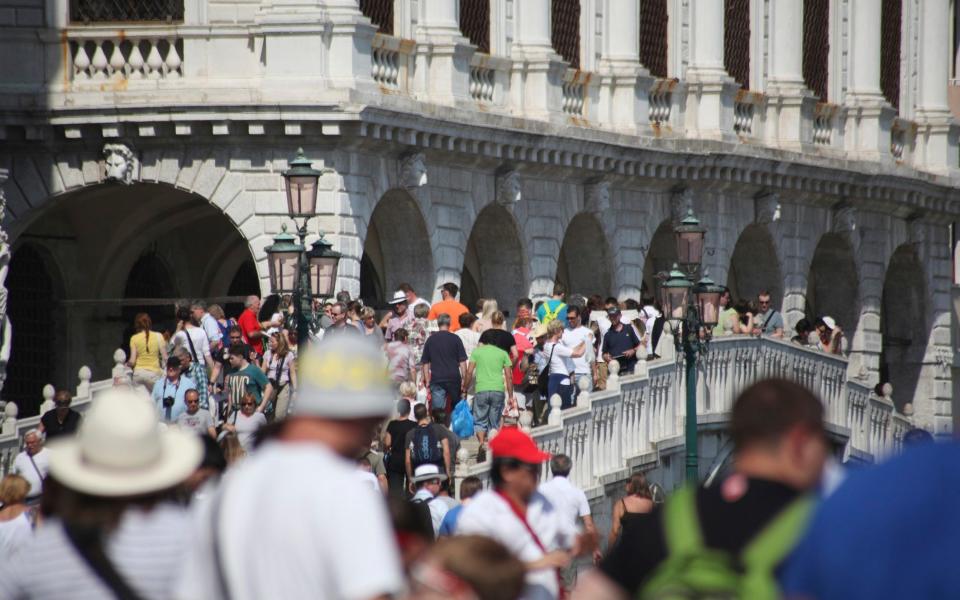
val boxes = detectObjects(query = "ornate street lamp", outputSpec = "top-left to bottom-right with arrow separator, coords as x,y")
264,224 -> 304,294
655,207 -> 716,483
674,209 -> 706,275
306,235 -> 341,299
283,148 -> 322,217
265,149 -> 341,348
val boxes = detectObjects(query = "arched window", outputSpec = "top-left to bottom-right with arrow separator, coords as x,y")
639,0 -> 669,78
724,0 -> 751,89
460,0 -> 491,54
880,0 -> 901,109
802,0 -> 830,101
552,0 -> 581,68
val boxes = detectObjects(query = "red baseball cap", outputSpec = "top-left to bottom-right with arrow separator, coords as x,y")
489,427 -> 552,464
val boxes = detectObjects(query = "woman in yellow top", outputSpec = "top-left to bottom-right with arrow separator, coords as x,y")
127,312 -> 168,393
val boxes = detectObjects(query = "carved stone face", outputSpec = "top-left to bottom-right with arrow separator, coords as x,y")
400,153 -> 427,188
497,171 -> 521,206
103,143 -> 135,184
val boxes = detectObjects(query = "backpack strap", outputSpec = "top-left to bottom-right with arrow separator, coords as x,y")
740,495 -> 813,571
663,485 -> 704,556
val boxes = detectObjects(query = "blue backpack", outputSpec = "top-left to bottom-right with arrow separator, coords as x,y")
411,425 -> 443,468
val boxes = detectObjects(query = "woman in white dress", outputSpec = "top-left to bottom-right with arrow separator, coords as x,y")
0,474 -> 36,560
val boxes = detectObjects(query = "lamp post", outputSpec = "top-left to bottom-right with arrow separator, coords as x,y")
657,209 -> 722,482
264,149 -> 341,348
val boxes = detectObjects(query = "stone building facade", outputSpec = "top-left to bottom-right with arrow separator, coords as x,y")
0,0 -> 958,434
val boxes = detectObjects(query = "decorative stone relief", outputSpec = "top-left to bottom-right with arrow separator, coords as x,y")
832,202 -> 861,251
755,192 -> 781,224
907,216 -> 927,248
670,187 -> 694,223
586,181 -> 610,214
399,152 -> 427,189
102,142 -> 138,184
496,170 -> 521,207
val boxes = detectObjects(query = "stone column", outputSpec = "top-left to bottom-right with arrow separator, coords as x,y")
510,0 -> 566,119
597,0 -> 649,131
684,0 -> 738,140
843,0 -> 895,160
413,0 -> 473,104
765,0 -> 815,148
914,0 -> 958,174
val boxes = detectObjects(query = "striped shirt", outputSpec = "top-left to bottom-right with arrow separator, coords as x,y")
0,504 -> 192,600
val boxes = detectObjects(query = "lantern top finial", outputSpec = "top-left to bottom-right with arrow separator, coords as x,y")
283,148 -> 323,179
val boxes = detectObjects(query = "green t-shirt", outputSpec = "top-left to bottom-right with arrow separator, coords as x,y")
469,344 -> 512,393
713,307 -> 739,337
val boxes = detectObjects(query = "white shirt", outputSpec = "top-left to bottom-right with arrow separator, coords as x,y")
641,305 -> 660,355
562,326 -> 595,375
173,327 -> 212,366
0,512 -> 33,560
538,476 -> 590,530
233,411 -> 267,452
593,313 -> 612,339
543,341 -> 575,381
176,442 -> 403,600
13,448 -> 49,498
0,505 -> 192,600
200,312 -> 222,346
455,328 -> 480,359
456,490 -> 575,600
412,488 -> 450,536
356,470 -> 381,493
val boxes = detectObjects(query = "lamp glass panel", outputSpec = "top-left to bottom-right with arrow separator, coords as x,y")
676,230 -> 705,267
286,175 -> 318,216
666,287 -> 688,321
309,256 -> 339,297
269,251 -> 300,293
698,290 -> 721,327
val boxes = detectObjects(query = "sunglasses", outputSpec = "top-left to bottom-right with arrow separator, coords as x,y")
240,402 -> 255,407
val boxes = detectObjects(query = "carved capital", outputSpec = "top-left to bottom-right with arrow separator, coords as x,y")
755,192 -> 781,224
102,142 -> 138,184
497,170 -> 521,207
399,152 -> 427,189
585,181 -> 610,214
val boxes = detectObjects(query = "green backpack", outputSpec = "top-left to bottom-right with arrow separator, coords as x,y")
640,486 -> 813,600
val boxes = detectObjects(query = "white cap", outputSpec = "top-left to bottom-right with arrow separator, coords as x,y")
294,335 -> 394,419
821,316 -> 836,330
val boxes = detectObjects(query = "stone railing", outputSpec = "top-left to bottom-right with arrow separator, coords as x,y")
733,90 -> 763,137
813,102 -> 839,146
648,78 -> 677,128
890,118 -> 917,162
467,53 -> 510,106
562,70 -> 590,117
67,28 -> 183,83
0,350 -> 130,476
461,336 -> 913,496
371,34 -> 412,92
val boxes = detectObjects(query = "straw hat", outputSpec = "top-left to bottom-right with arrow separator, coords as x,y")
47,388 -> 202,497
412,463 -> 447,484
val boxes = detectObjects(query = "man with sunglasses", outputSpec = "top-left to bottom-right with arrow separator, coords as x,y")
456,427 -> 591,599
563,305 -> 595,394
38,389 -> 82,439
751,291 -> 784,339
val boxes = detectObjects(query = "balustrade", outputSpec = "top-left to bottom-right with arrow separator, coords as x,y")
733,92 -> 761,136
371,34 -> 411,91
813,102 -> 838,146
561,71 -> 587,117
648,78 -> 676,126
70,35 -> 183,82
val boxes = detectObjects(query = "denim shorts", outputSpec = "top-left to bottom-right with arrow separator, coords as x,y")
473,390 -> 505,433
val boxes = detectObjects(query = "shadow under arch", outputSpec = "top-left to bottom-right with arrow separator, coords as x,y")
805,233 -> 860,337
556,213 -> 612,297
461,203 -> 528,313
360,189 -> 435,308
727,224 -> 783,310
642,220 -> 677,299
6,181 -> 258,403
881,244 -> 928,412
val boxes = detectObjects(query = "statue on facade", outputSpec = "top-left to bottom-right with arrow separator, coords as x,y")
103,142 -> 137,184
586,180 -> 610,214
399,152 -> 427,189
755,191 -> 782,224
496,170 -> 521,206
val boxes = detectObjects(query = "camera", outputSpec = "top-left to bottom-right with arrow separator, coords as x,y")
162,396 -> 175,409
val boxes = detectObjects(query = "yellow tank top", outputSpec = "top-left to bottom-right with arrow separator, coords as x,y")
131,331 -> 162,372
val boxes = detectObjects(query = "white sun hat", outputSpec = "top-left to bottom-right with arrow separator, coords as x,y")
821,316 -> 837,330
412,463 -> 447,484
388,290 -> 408,305
47,388 -> 203,497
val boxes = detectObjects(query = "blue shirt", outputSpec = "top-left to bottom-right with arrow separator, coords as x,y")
536,300 -> 568,325
780,442 -> 960,599
151,374 -> 197,422
438,504 -> 464,536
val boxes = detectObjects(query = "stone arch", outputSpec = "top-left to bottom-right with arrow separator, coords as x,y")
461,203 -> 528,312
555,213 -> 613,297
5,179 -> 258,383
642,220 -> 677,299
880,244 -> 928,412
727,224 -> 783,310
359,189 -> 436,307
805,233 -> 860,336
5,243 -> 63,415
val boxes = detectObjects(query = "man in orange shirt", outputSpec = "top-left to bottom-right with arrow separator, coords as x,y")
428,282 -> 469,332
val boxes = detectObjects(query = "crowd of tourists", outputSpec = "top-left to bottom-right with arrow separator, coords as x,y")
1,279 -> 943,600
